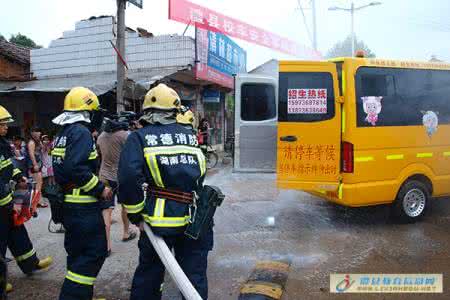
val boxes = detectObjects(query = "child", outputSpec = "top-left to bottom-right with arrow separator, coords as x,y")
41,135 -> 55,187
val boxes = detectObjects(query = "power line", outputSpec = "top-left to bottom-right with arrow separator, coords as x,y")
297,0 -> 313,46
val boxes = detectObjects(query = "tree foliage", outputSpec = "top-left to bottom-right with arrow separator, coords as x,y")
326,35 -> 375,58
8,33 -> 41,48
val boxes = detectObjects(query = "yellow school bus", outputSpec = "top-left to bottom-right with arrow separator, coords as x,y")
277,57 -> 450,222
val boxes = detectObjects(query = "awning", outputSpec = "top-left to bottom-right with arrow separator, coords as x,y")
0,67 -> 186,98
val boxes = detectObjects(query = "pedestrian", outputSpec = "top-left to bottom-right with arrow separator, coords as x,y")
118,83 -> 212,300
198,117 -> 210,145
97,117 -> 137,257
41,135 -> 56,188
52,86 -> 112,300
25,127 -> 47,207
0,105 -> 53,296
11,136 -> 26,175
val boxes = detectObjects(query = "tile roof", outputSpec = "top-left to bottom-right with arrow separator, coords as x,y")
0,39 -> 30,65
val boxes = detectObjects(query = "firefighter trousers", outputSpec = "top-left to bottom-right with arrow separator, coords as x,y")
130,225 -> 214,300
0,204 -> 39,275
59,203 -> 107,300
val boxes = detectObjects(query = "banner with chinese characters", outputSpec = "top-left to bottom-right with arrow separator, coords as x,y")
169,0 -> 321,58
195,27 -> 246,89
278,144 -> 338,178
288,88 -> 327,114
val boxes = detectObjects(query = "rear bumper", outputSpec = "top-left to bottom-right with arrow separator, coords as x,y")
337,180 -> 398,207
278,180 -> 398,207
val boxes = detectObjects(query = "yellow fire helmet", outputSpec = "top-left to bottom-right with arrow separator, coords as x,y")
64,87 -> 100,112
143,83 -> 181,111
177,108 -> 195,126
0,105 -> 14,123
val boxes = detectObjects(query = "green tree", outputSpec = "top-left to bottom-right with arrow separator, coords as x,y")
0,34 -> 5,41
9,33 -> 41,48
326,35 -> 375,58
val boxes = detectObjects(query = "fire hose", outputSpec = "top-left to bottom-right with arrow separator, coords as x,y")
141,183 -> 202,300
142,223 -> 202,300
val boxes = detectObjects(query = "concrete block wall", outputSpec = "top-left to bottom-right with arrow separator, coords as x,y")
31,17 -> 195,79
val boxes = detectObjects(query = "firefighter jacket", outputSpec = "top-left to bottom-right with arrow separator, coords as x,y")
52,123 -> 105,203
0,138 -> 22,207
118,122 -> 206,236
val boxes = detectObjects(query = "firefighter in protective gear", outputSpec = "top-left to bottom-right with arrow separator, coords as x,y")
0,105 -> 53,296
52,87 -> 112,300
118,83 -> 213,300
176,106 -> 195,131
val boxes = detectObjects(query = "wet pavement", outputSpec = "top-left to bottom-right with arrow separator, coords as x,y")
6,166 -> 450,299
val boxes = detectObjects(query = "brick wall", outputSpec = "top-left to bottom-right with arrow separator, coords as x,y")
0,56 -> 29,80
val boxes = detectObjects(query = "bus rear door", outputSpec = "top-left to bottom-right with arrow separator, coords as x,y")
277,61 -> 342,194
234,74 -> 278,172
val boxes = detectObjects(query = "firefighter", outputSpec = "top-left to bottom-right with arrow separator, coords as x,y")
52,87 -> 112,300
176,106 -> 196,131
118,84 -> 212,300
0,105 -> 52,295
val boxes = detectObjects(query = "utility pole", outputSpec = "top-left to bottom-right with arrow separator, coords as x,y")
311,0 -> 317,51
329,1 -> 381,56
116,0 -> 126,112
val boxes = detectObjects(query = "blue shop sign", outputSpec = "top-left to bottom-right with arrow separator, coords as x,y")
207,31 -> 246,77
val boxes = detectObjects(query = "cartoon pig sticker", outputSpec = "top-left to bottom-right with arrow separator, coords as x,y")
362,96 -> 383,126
422,111 -> 439,137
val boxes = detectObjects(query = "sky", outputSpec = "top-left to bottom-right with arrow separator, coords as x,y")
1,0 -> 449,69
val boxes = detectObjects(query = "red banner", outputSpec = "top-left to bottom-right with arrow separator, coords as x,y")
169,0 -> 321,59
195,63 -> 234,89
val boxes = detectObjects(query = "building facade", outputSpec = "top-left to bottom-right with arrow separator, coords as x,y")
0,16 -> 235,148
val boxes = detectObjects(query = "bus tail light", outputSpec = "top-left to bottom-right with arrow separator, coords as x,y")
342,141 -> 354,173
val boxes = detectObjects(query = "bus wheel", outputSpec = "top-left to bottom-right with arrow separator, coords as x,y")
392,180 -> 430,223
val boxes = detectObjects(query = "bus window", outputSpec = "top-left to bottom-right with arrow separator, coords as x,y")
278,72 -> 335,122
360,73 -> 395,96
240,83 -> 276,121
356,67 -> 450,127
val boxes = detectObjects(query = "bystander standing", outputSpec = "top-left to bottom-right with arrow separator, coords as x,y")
25,127 -> 47,207
97,118 -> 137,256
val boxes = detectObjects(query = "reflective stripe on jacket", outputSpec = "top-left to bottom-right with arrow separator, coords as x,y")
118,123 -> 206,235
52,123 -> 104,202
0,138 -> 21,206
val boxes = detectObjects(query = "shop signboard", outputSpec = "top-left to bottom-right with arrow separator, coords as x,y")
203,89 -> 221,103
195,27 -> 246,89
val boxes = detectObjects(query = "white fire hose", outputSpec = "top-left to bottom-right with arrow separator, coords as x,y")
142,223 -> 203,300
141,183 -> 202,300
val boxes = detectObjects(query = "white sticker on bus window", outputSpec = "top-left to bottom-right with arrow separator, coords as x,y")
287,88 -> 327,114
421,110 -> 439,137
362,96 -> 383,126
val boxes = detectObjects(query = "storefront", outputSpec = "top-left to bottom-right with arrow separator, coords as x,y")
202,89 -> 225,148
